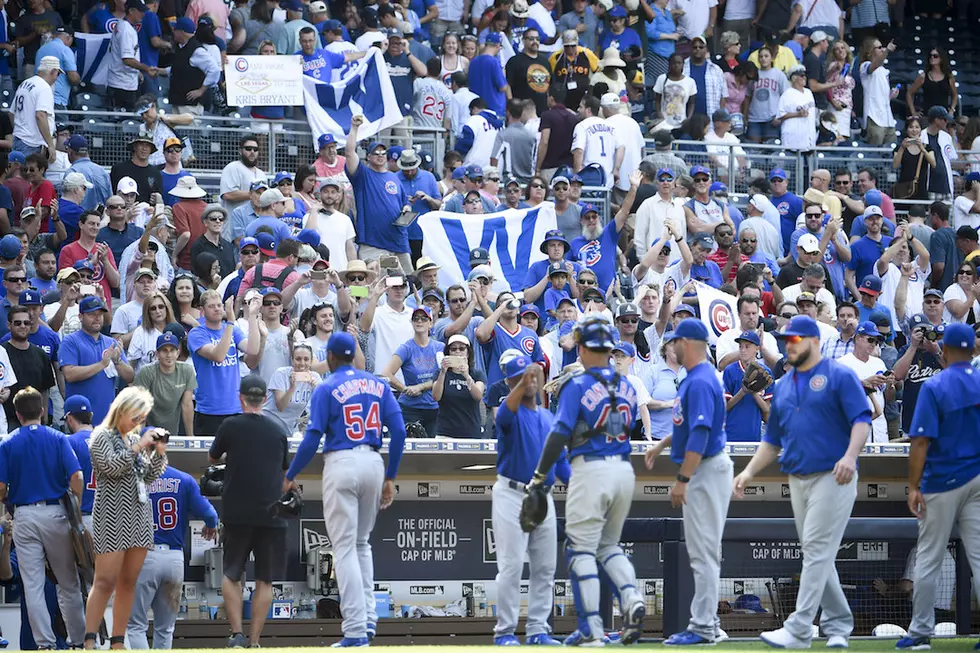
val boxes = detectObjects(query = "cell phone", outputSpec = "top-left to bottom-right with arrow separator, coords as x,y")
883,370 -> 894,378
380,255 -> 400,270
95,204 -> 105,215
295,371 -> 313,383
446,355 -> 467,371
310,270 -> 327,280
386,276 -> 404,288
79,284 -> 97,296
349,285 -> 369,298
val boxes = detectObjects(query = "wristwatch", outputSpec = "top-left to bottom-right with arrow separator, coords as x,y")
674,236 -> 682,243
676,473 -> 690,484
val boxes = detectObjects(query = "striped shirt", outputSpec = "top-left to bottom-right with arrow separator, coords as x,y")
821,333 -> 856,360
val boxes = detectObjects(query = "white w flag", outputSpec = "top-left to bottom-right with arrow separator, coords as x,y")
75,32 -> 111,87
302,48 -> 403,147
694,280 -> 738,345
417,204 -> 558,292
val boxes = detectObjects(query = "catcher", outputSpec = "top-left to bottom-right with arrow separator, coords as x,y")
721,331 -> 775,442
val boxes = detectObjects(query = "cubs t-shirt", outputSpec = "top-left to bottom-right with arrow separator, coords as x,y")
394,338 -> 445,410
188,323 -> 246,416
350,164 -> 409,253
569,220 -> 623,290
302,48 -> 346,81
480,323 -> 544,388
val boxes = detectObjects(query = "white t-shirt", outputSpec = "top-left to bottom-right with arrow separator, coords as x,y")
793,0 -> 842,29
462,112 -> 501,168
777,86 -> 816,151
781,284 -> 836,316
836,352 -> 887,443
875,260 -> 926,327
667,0 -> 717,38
952,195 -> 980,231
303,209 -> 355,272
43,302 -> 80,338
370,302 -> 413,381
326,39 -> 357,55
110,300 -> 143,335
859,60 -> 896,129
571,116 -> 619,190
653,75 -> 698,131
355,31 -> 385,52
724,0 -> 756,20
606,113 -> 643,192
107,19 -> 140,91
240,321 -> 291,381
943,283 -> 980,324
127,326 -> 165,373
263,365 -> 323,433
703,130 -> 747,173
292,286 -> 337,322
12,75 -> 54,148
0,346 -> 18,436
412,77 -> 454,130
714,326 -> 780,367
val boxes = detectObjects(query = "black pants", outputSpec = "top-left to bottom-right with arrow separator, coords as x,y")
109,86 -> 137,111
194,411 -> 235,437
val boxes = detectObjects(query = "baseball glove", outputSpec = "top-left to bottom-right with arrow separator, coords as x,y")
519,482 -> 549,533
742,361 -> 773,394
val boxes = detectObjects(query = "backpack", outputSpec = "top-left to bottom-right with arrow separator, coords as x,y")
252,263 -> 295,292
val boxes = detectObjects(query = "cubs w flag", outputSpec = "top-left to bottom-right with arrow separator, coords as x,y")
75,32 -> 111,87
302,47 -> 402,147
417,204 -> 558,292
694,280 -> 738,345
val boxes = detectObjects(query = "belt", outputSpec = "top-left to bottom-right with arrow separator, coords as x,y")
15,499 -> 62,507
577,454 -> 630,463
352,444 -> 378,452
503,478 -> 551,493
153,544 -> 182,552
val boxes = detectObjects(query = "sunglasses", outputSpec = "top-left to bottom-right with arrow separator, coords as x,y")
411,315 -> 430,323
506,187 -> 521,192
930,53 -> 940,58
835,180 -> 851,185
242,146 -> 259,152
530,183 -> 545,189
476,278 -> 491,285
693,176 -> 710,183
370,150 -> 387,156
959,269 -> 975,276
486,177 -> 500,182
10,320 -> 29,327
207,216 -> 226,222
780,313 -> 797,319
658,176 -> 673,183
347,274 -> 367,282
783,335 -> 804,344
464,199 -> 481,205
165,147 -> 182,154
241,248 -> 259,255
717,231 -> 733,238
447,345 -> 468,353
618,317 -> 638,324
277,180 -> 293,186
579,278 -> 597,285
660,247 -> 670,255
805,212 -> 823,218
108,204 -> 125,209
24,166 -> 39,173
553,184 -> 568,190
149,304 -> 166,311
924,298 -> 942,305
263,299 -> 282,306
5,277 -> 26,284
741,237 -> 757,243
449,297 -> 467,304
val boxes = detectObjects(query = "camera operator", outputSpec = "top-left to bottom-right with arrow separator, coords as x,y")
893,314 -> 945,436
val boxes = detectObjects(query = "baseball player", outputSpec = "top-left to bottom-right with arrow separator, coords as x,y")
899,323 -> 980,650
644,319 -> 733,646
65,395 -> 96,532
493,355 -> 570,646
127,461 -> 219,649
284,332 -> 407,648
733,316 -> 871,649
0,387 -> 87,649
522,315 -> 644,646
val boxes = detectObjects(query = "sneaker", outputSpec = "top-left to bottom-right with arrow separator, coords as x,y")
715,629 -> 730,643
494,635 -> 520,646
366,622 -> 376,641
826,636 -> 848,648
564,630 -> 606,647
525,634 -> 562,646
664,631 -> 715,646
760,628 -> 811,649
330,637 -> 369,648
247,644 -> 261,649
621,600 -> 646,645
227,633 -> 247,649
896,636 -> 931,650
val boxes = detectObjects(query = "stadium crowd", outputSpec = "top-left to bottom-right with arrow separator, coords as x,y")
0,0 -> 975,445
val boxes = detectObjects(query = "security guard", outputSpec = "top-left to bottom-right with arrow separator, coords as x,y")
128,461 -> 219,649
65,395 -> 96,532
899,323 -> 980,650
492,355 -> 569,646
0,387 -> 87,649
734,316 -> 871,649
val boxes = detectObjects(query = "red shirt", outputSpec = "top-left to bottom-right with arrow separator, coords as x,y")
58,241 -> 117,312
172,199 -> 208,271
4,177 -> 30,227
707,248 -> 750,283
27,180 -> 57,232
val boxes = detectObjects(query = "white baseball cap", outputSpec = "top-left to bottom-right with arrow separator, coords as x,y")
37,56 -> 62,73
798,233 -> 820,253
600,92 -> 621,107
864,205 -> 884,218
116,176 -> 138,194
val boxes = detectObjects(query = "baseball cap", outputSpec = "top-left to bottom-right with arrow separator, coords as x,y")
327,331 -> 357,357
485,31 -> 503,45
944,322 -> 975,350
156,332 -> 181,350
18,289 -> 40,305
116,176 -> 138,195
467,265 -> 492,282
769,168 -> 788,181
249,179 -> 270,193
689,165 -> 711,179
735,330 -> 761,346
615,302 -> 639,319
447,334 -> 470,349
0,235 -> 21,259
256,232 -> 277,256
240,374 -> 267,398
656,168 -> 675,181
859,275 -> 882,296
711,108 -> 732,122
63,172 -> 93,190
322,18 -> 343,32
562,29 -> 579,45
411,305 -> 433,321
692,233 -> 715,250
776,315 -> 821,339
56,268 -> 80,283
451,167 -> 467,181
134,267 -> 157,281
609,5 -> 627,17
581,287 -> 605,303
653,131 -> 673,147
273,171 -> 294,185
672,304 -> 696,317
386,145 -> 405,163
317,134 -> 337,151
321,178 -> 343,189
465,164 -> 484,179
519,304 -> 540,318
78,296 -> 108,314
864,189 -> 883,208
582,203 -> 599,216
551,175 -> 570,188
927,105 -> 951,120
569,174 -> 585,185
469,247 -> 490,266
613,341 -> 637,357
64,395 -> 92,416
810,30 -> 828,44
281,0 -> 303,10
855,321 -> 881,338
7,152 -> 24,165
797,233 -> 820,254
795,25 -> 813,36
259,188 -> 286,208
690,34 -> 708,44
956,226 -> 979,241
796,291 -> 817,305
174,16 -> 195,32
924,288 -> 943,300
261,286 -> 283,298
709,181 -> 728,194
504,353 -> 532,379
66,134 -> 88,151
965,171 -> 980,184
239,236 -> 259,252
547,262 -> 567,277
297,228 -> 321,248
309,0 -> 327,11
600,92 -> 621,107
37,56 -> 62,73
788,65 -> 807,78
72,259 -> 96,272
672,318 -> 709,342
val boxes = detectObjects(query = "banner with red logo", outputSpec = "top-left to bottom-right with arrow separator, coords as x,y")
694,281 -> 738,345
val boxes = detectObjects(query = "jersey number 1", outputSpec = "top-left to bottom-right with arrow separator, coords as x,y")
343,402 -> 381,442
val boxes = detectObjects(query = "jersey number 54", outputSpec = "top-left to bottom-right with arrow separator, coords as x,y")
343,402 -> 382,442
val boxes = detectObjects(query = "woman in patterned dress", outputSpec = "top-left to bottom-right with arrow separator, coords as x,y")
83,387 -> 168,650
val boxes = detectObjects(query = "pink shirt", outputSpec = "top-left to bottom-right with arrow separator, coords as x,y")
185,0 -> 230,33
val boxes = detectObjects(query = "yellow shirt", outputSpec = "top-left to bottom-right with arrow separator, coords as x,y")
748,46 -> 800,76
548,46 -> 600,77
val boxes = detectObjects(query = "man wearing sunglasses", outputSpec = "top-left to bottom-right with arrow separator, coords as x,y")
219,136 -> 266,215
836,321 -> 890,443
893,313 -> 944,437
190,204 -> 235,279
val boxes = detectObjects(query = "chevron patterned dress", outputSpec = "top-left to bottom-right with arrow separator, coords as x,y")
90,427 -> 168,554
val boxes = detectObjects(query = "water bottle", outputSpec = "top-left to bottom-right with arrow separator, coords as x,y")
177,589 -> 188,621
198,596 -> 209,620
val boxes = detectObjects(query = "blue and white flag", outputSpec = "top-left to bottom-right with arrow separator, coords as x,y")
302,47 -> 403,147
417,204 -> 558,292
75,32 -> 111,87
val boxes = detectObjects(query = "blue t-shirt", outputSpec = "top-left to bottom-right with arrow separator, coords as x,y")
148,466 -> 219,550
481,323 -> 544,387
67,429 -> 95,513
161,170 -> 192,207
394,338 -> 445,410
409,0 -> 435,39
57,197 -> 83,243
385,52 -> 416,116
59,331 -> 128,423
286,365 -> 407,480
98,222 -> 144,266
552,367 -> 638,459
85,4 -> 116,33
763,358 -> 872,475
671,361 -> 727,462
468,53 -> 508,115
599,28 -> 641,55
569,220 -> 622,290
35,39 -> 76,107
496,401 -> 570,485
0,424 -> 80,505
771,191 -> 803,255
522,258 -> 582,316
723,360 -> 773,442
398,169 -> 440,241
349,163 -> 409,253
909,362 -> 980,494
29,276 -> 58,299
281,196 -> 308,232
848,235 -> 893,288
849,215 -> 896,240
138,10 -> 163,67
245,215 -> 293,243
545,286 -> 571,314
302,48 -> 346,81
689,62 -> 708,116
187,323 -> 246,416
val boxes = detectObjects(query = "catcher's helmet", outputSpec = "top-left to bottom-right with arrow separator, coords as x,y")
573,315 -> 617,351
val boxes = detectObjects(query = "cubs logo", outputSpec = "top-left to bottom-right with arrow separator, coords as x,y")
384,181 -> 398,195
235,58 -> 249,72
809,374 -> 827,391
578,240 -> 602,267
0,363 -> 5,381
671,397 -> 683,425
664,277 -> 677,294
708,299 -> 734,337
521,336 -> 535,354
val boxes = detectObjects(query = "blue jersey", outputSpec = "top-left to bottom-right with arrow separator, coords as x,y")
847,235 -> 893,286
722,361 -> 773,443
570,221 -> 622,291
287,365 -> 408,481
908,362 -> 980,494
672,361 -> 727,463
481,323 -> 545,387
0,424 -> 80,505
245,216 -> 293,243
67,429 -> 94,514
137,10 -> 162,67
522,258 -> 582,315
394,338 -> 444,410
771,191 -> 803,255
468,53 -> 508,115
496,402 -> 571,485
349,164 -> 409,253
397,168 -> 440,241
599,28 -> 641,54
302,48 -> 346,81
188,323 -> 246,416
551,367 -> 638,460
763,358 -> 871,476
148,467 -> 219,550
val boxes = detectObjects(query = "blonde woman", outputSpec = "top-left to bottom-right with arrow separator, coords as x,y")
825,39 -> 855,138
84,387 -> 168,650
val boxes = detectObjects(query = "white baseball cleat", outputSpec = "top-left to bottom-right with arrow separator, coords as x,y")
760,628 -> 811,649
715,629 -> 729,643
826,635 -> 848,648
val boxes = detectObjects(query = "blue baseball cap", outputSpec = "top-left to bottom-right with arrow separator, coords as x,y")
673,303 -> 696,316
412,305 -> 433,320
855,321 -> 881,338
656,168 -> 675,180
387,145 -> 405,161
519,303 -> 540,318
672,318 -> 709,342
0,235 -> 21,259
485,31 -> 503,45
66,134 -> 88,151
465,164 -> 484,179
322,18 -> 343,32
504,353 -> 531,379
7,152 -> 24,165
317,133 -> 337,148
795,25 -> 812,36
256,232 -> 277,255
297,228 -> 321,248
944,322 -> 975,350
239,236 -> 259,252
769,168 -> 788,181
966,171 -> 980,183
173,16 -> 195,32
327,331 -> 357,357
156,332 -> 181,350
864,189 -> 883,207
735,330 -> 761,346
281,0 -> 303,10
273,171 -> 293,185
569,174 -> 584,185
78,296 -> 108,314
582,203 -> 599,216
609,5 -> 627,17
776,315 -> 821,339
64,395 -> 92,416
689,165 -> 711,179
366,141 -> 386,155
709,181 -> 728,194
451,166 -> 467,180
73,259 -> 95,272
249,179 -> 270,192
733,595 -> 767,613
613,341 -> 636,357
859,275 -> 882,296
540,229 -> 569,254
18,289 -> 40,305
